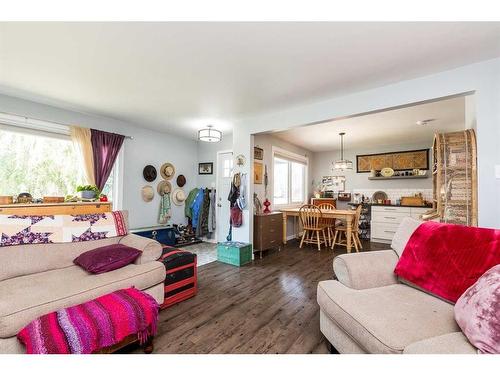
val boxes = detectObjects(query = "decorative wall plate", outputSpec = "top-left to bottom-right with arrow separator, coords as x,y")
380,167 -> 395,177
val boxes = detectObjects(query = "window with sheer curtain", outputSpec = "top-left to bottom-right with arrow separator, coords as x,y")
273,150 -> 307,206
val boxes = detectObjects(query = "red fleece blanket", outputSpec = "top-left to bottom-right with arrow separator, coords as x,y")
17,287 -> 159,354
394,221 -> 500,303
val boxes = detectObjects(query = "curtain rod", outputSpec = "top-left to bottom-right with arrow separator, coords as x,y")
0,111 -> 133,139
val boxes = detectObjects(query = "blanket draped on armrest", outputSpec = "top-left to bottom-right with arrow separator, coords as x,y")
17,287 -> 159,354
394,221 -> 500,303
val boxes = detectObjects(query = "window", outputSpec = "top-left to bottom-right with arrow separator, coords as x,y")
273,149 -> 307,206
223,158 -> 233,178
0,125 -> 120,202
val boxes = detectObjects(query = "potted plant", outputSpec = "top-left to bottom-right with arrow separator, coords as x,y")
76,185 -> 100,200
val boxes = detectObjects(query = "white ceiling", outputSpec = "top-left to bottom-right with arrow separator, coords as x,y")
0,22 -> 499,140
271,96 -> 466,152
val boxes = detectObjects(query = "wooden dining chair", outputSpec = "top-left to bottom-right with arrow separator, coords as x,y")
317,203 -> 336,247
299,205 -> 328,251
331,204 -> 363,252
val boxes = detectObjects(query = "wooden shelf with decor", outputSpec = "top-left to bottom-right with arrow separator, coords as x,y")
367,175 -> 428,181
0,201 -> 112,216
427,129 -> 477,226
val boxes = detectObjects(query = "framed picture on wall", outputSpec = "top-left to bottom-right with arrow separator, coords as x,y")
254,147 -> 264,160
254,162 -> 263,184
198,162 -> 213,175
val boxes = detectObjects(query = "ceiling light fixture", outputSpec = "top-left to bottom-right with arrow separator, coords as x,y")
333,132 -> 353,170
198,125 -> 222,142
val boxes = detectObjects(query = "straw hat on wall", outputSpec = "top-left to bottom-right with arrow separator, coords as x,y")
141,185 -> 154,202
160,163 -> 175,180
157,180 -> 172,196
172,188 -> 187,206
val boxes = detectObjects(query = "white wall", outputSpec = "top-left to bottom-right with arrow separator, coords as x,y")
232,58 -> 500,243
253,133 -> 313,205
0,93 -> 198,229
312,141 -> 433,193
196,134 -> 233,188
253,133 -> 313,239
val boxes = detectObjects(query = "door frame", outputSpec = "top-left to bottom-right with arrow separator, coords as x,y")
215,149 -> 233,242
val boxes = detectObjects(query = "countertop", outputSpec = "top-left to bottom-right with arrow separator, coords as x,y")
348,202 -> 432,208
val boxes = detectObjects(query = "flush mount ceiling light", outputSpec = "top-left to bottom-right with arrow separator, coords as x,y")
198,125 -> 222,142
333,132 -> 353,170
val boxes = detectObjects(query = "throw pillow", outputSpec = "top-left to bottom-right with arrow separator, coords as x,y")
74,244 -> 141,274
391,217 -> 422,257
454,264 -> 500,354
394,221 -> 500,303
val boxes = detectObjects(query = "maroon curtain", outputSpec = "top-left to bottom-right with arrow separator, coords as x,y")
91,129 -> 125,190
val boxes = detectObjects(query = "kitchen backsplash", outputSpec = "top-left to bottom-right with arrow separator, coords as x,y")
351,188 -> 433,202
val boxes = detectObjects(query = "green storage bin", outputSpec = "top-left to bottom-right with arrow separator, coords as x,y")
217,241 -> 252,266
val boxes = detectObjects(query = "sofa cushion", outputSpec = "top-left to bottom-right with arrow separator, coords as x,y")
391,217 -> 422,257
0,211 -> 130,282
0,261 -> 165,338
0,237 -> 121,282
454,264 -> 500,354
403,332 -> 477,354
317,280 -> 460,353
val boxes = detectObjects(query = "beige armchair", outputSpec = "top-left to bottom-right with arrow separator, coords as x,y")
317,218 -> 477,354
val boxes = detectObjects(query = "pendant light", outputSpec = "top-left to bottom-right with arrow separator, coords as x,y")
198,125 -> 222,142
333,132 -> 353,170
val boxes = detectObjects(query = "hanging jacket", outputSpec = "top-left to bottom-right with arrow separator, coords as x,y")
236,173 -> 247,210
208,189 -> 216,232
185,188 -> 199,219
228,173 -> 240,207
197,189 -> 211,237
191,188 -> 205,228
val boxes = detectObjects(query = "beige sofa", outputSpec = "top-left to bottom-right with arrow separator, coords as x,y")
317,217 -> 477,354
0,211 -> 166,354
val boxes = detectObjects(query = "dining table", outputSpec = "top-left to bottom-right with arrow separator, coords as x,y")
279,207 -> 358,253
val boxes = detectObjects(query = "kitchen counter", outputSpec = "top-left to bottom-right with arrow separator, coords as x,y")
369,203 -> 432,208
348,202 -> 432,209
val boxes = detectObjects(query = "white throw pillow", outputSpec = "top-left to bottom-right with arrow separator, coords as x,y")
391,217 -> 422,258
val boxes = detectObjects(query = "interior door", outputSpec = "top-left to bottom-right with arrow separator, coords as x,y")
216,151 -> 233,242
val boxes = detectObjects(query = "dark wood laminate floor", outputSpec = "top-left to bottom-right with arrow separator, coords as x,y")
131,239 -> 388,354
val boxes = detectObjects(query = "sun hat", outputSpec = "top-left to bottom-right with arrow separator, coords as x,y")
142,165 -> 157,182
176,174 -> 186,187
141,185 -> 154,202
157,180 -> 172,196
160,163 -> 175,180
172,188 -> 187,205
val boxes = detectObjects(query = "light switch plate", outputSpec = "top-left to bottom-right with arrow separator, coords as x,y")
496,165 -> 500,179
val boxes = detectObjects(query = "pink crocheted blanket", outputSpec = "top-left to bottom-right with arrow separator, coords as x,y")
17,287 -> 159,354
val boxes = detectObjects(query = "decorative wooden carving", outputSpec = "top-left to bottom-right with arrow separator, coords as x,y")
428,129 -> 477,226
356,149 -> 429,173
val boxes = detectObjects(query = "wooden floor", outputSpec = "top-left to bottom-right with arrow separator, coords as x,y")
131,239 -> 388,354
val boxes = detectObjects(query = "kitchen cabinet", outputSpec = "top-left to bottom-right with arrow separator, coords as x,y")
370,205 -> 428,243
